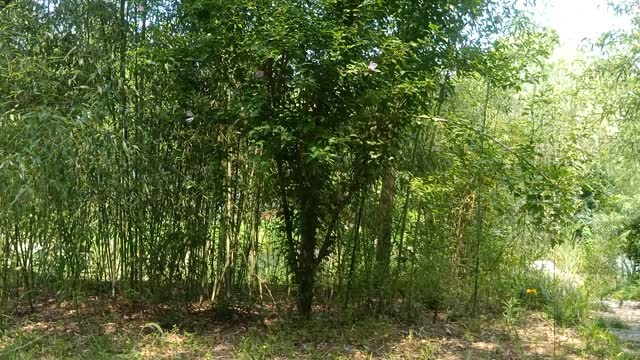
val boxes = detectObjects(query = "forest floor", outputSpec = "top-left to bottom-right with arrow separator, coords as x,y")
0,296 -> 597,359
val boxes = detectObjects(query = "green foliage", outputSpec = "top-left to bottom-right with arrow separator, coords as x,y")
419,343 -> 438,360
0,0 -> 544,318
593,316 -> 630,330
0,6 -> 639,360
623,217 -> 640,265
611,279 -> 640,302
236,332 -> 296,360
544,286 -> 592,327
502,296 -> 521,327
579,321 -> 630,359
3,1 -> 640,358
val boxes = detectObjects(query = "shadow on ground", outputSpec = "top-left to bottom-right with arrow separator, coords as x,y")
0,297 -> 590,359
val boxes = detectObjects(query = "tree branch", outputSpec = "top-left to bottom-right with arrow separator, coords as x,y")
315,169 -> 362,266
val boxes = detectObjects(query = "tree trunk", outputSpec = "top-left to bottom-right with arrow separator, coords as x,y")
296,178 -> 319,318
249,172 -> 261,295
345,196 -> 365,308
297,263 -> 315,318
374,166 -> 396,308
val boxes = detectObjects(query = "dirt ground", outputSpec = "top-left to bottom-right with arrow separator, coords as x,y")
0,297 -> 593,359
597,299 -> 640,356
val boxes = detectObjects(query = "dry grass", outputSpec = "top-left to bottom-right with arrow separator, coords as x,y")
0,297 -> 593,359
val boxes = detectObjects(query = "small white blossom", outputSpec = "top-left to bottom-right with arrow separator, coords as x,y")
368,61 -> 378,71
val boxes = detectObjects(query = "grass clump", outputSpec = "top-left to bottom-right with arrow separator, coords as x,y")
579,320 -> 634,359
593,316 -> 630,330
611,280 -> 640,303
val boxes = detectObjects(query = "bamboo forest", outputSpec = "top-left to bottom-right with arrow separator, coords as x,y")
3,0 -> 640,358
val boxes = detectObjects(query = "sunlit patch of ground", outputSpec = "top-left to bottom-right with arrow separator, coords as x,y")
0,297 -> 592,359
595,299 -> 640,357
512,312 -> 587,360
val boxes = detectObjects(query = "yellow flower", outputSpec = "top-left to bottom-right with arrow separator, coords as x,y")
526,288 -> 538,295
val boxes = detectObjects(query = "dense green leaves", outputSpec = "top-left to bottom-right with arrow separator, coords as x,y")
1,0 -> 638,321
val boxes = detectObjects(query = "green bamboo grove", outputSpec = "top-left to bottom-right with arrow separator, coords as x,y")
0,0 -> 631,319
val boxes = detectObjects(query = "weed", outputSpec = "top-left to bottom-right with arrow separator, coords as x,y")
593,316 -> 630,330
611,280 -> 640,303
502,296 -> 521,328
579,321 -> 630,359
419,343 -> 437,360
544,286 -> 592,326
